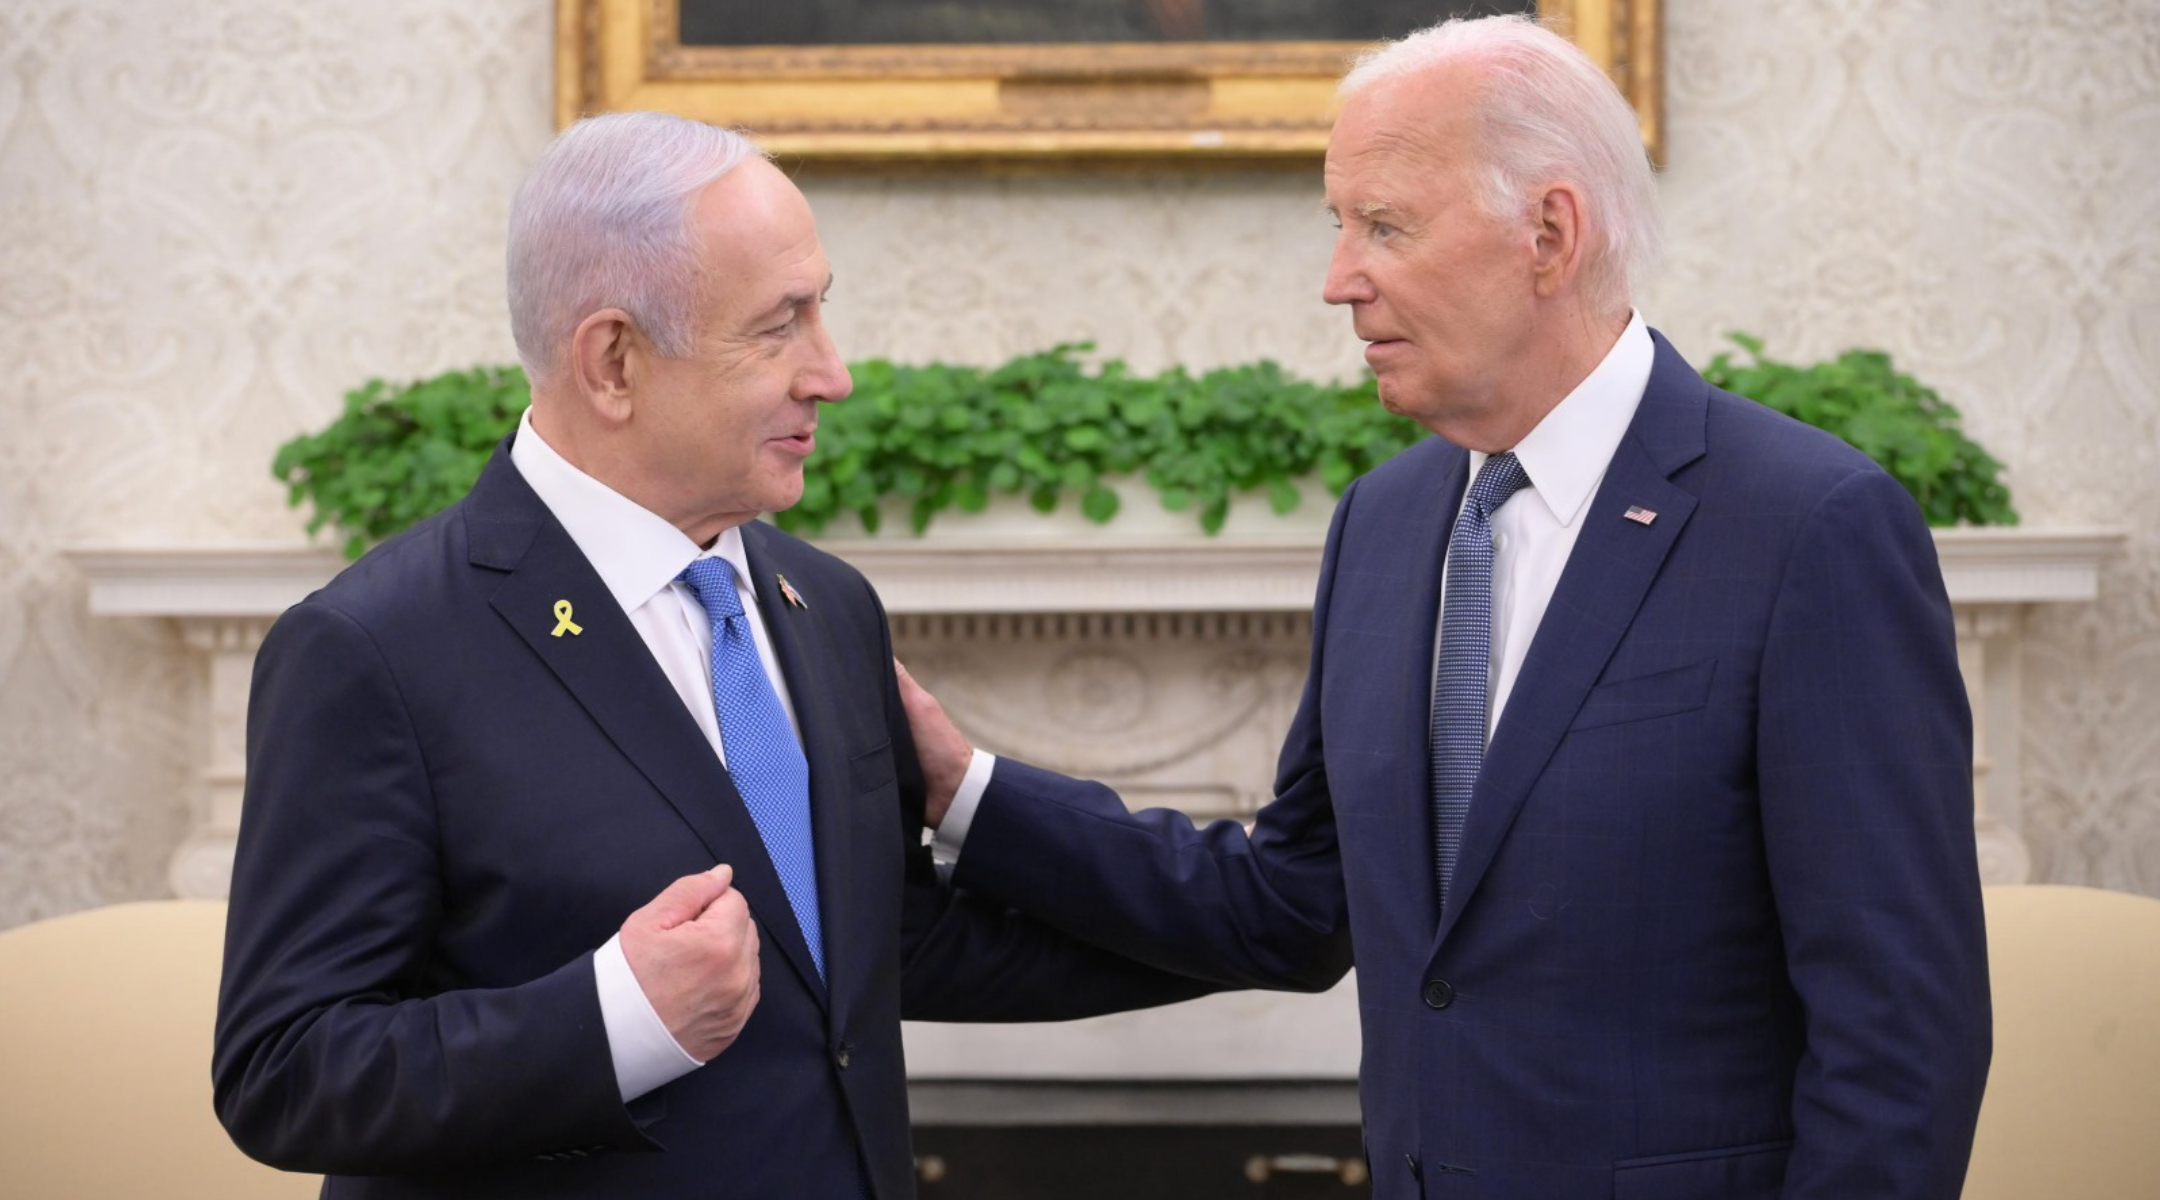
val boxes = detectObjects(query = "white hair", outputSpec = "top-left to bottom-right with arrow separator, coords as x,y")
1340,13 -> 1661,319
507,112 -> 763,381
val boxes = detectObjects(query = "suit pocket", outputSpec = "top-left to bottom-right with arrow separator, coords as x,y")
1613,1138 -> 1790,1199
1572,658 -> 1716,731
849,739 -> 896,794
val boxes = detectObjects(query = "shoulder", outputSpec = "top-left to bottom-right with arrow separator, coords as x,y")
1638,331 -> 1896,512
1347,435 -> 1459,502
325,502 -> 470,594
1676,381 -> 1936,581
1697,384 -> 1898,508
277,500 -> 488,650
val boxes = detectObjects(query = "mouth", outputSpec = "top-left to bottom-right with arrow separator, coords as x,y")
771,430 -> 817,456
1361,338 -> 1406,365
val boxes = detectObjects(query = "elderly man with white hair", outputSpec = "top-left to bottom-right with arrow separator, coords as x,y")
904,14 -> 1993,1199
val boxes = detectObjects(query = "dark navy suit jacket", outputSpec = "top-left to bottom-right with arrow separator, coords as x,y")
957,333 -> 1992,1199
213,441 -> 1212,1198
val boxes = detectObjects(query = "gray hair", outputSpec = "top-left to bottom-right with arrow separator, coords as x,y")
507,112 -> 763,381
1340,14 -> 1660,320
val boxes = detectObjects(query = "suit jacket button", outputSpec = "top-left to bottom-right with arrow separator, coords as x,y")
1422,979 -> 1455,1009
836,1042 -> 853,1069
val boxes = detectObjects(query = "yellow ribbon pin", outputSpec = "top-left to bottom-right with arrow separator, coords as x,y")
550,599 -> 583,638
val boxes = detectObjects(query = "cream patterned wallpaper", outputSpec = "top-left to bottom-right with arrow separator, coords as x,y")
1,0 -> 2155,925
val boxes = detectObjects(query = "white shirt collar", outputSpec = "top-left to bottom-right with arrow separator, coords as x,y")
508,406 -> 754,610
1468,310 -> 1653,527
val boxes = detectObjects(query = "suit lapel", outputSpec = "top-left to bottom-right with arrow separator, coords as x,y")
1358,445 -> 1467,939
469,452 -> 829,1004
1435,336 -> 1710,944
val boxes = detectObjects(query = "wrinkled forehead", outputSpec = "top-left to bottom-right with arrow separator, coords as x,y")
693,162 -> 830,292
1325,75 -> 1481,203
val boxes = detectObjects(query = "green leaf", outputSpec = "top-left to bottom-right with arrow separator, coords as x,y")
1703,332 -> 2014,526
1081,484 -> 1120,524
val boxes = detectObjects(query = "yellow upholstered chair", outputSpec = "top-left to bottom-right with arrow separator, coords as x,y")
1963,884 -> 2160,1200
0,900 -> 319,1199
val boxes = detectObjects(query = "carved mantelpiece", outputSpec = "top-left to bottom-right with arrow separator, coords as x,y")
66,529 -> 2125,895
66,526 -> 2125,1080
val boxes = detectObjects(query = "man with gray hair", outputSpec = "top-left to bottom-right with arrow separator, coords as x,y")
213,111 -> 1215,1199
902,14 -> 1992,1198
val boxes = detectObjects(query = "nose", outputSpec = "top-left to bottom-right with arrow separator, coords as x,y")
1322,239 -> 1371,307
798,325 -> 853,404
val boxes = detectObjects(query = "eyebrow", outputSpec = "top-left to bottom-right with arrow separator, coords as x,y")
753,273 -> 835,323
1321,200 -> 1399,220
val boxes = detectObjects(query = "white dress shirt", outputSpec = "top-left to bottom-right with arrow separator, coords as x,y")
1451,311 -> 1651,733
509,407 -> 803,1103
934,312 -> 1653,861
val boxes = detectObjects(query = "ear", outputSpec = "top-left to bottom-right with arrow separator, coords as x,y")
568,309 -> 639,426
1529,183 -> 1585,299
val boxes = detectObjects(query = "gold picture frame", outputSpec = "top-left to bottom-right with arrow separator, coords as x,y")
556,1 -> 1662,165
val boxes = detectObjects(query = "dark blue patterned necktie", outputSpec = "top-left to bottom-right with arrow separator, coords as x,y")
1431,451 -> 1531,917
677,558 -> 824,980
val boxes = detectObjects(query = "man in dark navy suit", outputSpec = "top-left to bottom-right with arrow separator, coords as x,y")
901,14 -> 1991,1199
213,111 -> 1219,1199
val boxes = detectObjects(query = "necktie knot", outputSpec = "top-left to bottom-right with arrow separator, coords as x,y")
1466,451 -> 1530,522
678,557 -> 745,622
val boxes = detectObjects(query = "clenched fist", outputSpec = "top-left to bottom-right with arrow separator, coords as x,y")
619,865 -> 762,1062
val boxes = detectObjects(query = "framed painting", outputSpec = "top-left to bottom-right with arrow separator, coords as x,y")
555,1 -> 1662,165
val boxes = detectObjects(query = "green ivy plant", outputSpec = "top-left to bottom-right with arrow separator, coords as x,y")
786,344 -> 1423,537
1701,332 -> 2017,527
275,336 -> 2016,560
273,347 -> 1426,558
272,365 -> 532,559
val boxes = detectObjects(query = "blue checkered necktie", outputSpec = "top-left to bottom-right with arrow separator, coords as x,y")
677,557 -> 824,980
1431,451 -> 1531,916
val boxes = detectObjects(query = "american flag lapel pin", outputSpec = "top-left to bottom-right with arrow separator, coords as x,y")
777,573 -> 807,609
1623,505 -> 1658,526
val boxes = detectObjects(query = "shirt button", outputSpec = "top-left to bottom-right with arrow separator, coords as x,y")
836,1042 -> 853,1069
1422,979 -> 1455,1009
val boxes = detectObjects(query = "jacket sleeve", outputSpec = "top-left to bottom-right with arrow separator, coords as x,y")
1756,468 -> 1992,1199
212,599 -> 650,1175
811,569 -> 1244,1022
938,482 -> 1362,994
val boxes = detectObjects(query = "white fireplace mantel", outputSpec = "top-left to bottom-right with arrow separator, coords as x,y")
66,526 -> 2125,619
65,526 -> 2126,1081
68,526 -> 2127,900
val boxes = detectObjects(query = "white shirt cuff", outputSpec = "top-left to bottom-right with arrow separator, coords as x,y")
930,749 -> 997,867
594,932 -> 704,1102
